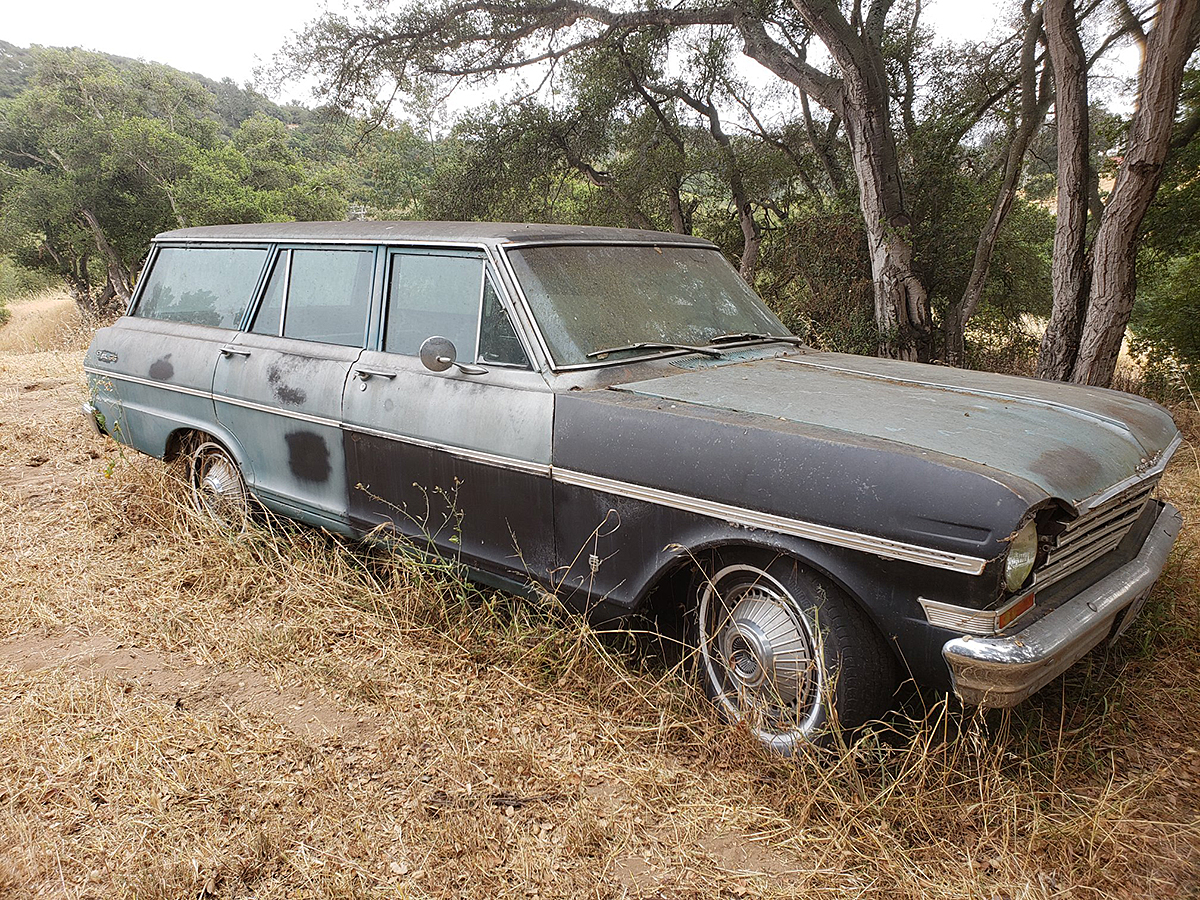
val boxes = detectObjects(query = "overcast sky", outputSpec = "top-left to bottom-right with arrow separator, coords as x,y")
3,0 -> 1137,107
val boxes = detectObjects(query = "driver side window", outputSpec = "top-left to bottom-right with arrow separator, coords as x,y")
384,251 -> 530,368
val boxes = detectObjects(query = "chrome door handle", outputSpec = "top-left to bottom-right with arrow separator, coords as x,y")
354,368 -> 397,381
219,347 -> 251,358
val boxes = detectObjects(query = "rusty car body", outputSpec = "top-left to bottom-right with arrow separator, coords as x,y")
83,221 -> 1183,752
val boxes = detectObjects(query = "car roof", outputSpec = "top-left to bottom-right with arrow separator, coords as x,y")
154,220 -> 718,248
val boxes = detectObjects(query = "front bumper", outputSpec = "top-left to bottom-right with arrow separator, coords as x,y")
944,502 -> 1182,708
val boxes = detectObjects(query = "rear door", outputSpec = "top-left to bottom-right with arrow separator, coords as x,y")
342,248 -> 556,581
85,244 -> 269,455
213,246 -> 379,527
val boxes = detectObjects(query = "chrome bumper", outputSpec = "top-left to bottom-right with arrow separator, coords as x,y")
944,502 -> 1182,708
81,401 -> 104,436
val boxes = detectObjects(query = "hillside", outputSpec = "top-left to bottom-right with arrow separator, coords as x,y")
0,39 -> 311,133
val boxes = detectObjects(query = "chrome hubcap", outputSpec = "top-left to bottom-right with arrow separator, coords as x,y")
717,585 -> 814,711
700,565 -> 822,746
200,456 -> 240,500
191,444 -> 247,527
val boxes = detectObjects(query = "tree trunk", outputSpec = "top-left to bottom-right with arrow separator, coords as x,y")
91,282 -> 120,320
665,179 -> 690,234
946,5 -> 1048,367
40,239 -> 95,314
710,118 -> 762,283
735,199 -> 762,283
800,90 -> 846,194
736,2 -> 930,359
802,0 -> 930,360
1036,0 -> 1092,380
79,208 -> 133,307
843,104 -> 930,360
1070,0 -> 1200,386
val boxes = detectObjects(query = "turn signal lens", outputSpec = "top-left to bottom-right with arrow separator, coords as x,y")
1004,520 -> 1038,593
997,592 -> 1035,629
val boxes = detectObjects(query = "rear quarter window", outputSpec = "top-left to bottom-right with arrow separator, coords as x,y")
135,247 -> 268,328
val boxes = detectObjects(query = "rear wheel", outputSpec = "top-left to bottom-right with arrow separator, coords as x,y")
696,550 -> 894,753
187,440 -> 249,531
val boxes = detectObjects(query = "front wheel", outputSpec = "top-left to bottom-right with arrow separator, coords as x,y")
187,440 -> 250,531
696,550 -> 895,753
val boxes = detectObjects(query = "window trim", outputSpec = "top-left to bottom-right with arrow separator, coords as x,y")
478,270 -> 533,370
244,248 -> 293,336
276,250 -> 293,336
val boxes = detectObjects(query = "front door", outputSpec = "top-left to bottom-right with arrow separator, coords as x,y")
213,246 -> 377,527
342,249 -> 556,583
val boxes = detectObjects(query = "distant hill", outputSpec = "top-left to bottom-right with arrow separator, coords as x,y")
0,39 -> 312,134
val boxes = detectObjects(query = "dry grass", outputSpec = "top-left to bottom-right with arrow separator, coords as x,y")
1,307 -> 1199,898
0,290 -> 90,355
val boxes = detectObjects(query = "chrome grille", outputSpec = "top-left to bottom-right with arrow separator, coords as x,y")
1033,480 -> 1157,592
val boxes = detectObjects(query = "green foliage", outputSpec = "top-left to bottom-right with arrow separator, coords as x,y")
1129,69 -> 1200,376
1131,253 -> 1200,366
0,47 -> 352,314
757,206 -> 878,355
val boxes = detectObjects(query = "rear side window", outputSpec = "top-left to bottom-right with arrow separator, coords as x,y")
135,247 -> 267,328
282,249 -> 374,347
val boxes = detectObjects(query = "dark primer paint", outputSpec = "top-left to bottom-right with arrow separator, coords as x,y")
267,364 -> 307,406
552,389 -> 1035,563
148,354 -> 174,381
344,429 -> 556,582
285,431 -> 331,484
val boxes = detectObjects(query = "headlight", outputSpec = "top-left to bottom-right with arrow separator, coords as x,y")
1005,519 -> 1038,592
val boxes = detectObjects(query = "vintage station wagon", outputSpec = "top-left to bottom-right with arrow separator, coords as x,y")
84,221 -> 1183,752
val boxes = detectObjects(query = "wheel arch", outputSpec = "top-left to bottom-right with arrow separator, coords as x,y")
630,530 -> 897,659
162,424 -> 254,485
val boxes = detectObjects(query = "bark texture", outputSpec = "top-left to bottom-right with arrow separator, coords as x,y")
1070,0 -> 1200,385
746,0 -> 930,359
79,207 -> 134,314
1036,0 -> 1092,380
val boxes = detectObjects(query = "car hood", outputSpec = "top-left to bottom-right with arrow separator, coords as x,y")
610,351 -> 1180,511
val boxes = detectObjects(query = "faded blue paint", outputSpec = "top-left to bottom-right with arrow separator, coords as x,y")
613,352 -> 1179,510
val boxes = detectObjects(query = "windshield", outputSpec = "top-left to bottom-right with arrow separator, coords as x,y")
506,244 -> 790,366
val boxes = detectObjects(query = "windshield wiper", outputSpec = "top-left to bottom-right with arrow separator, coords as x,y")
710,332 -> 805,347
586,341 -> 725,360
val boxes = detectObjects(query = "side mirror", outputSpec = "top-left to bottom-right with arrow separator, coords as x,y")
419,336 -> 456,372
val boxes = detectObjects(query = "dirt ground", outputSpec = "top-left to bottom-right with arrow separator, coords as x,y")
1,293 -> 1198,899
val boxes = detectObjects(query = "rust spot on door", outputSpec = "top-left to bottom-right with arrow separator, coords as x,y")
267,364 -> 307,406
